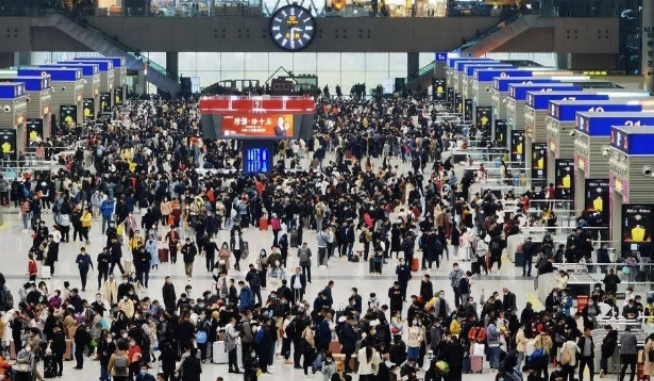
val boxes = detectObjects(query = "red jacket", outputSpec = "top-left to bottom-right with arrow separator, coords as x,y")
28,259 -> 38,275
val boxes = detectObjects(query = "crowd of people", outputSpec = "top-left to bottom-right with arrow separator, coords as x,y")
0,93 -> 644,381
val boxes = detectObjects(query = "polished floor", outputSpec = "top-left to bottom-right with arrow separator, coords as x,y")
0,155 -> 618,380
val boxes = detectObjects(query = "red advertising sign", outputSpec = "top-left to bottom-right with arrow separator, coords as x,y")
222,114 -> 294,138
200,96 -> 314,114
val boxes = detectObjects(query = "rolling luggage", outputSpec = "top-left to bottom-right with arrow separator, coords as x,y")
290,230 -> 299,248
470,356 -> 484,373
259,218 -> 268,230
40,266 -> 51,279
158,248 -> 169,263
411,257 -> 420,272
471,260 -> 480,275
43,355 -> 57,378
212,341 -> 228,364
514,251 -> 525,267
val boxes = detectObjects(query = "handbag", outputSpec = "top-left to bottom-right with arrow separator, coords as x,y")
15,362 -> 30,372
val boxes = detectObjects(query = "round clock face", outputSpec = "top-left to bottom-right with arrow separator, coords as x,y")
269,5 -> 316,52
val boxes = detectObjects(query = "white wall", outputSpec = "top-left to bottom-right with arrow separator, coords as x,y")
483,52 -> 558,67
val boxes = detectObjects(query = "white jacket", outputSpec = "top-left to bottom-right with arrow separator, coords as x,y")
357,347 -> 382,376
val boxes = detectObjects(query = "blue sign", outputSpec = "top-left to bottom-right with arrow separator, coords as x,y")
447,58 -> 490,69
576,114 -> 654,136
41,63 -> 98,76
435,52 -> 447,62
0,77 -> 50,91
465,64 -> 513,77
493,77 -> 554,92
245,148 -> 271,174
527,92 -> 610,110
508,84 -> 579,101
611,126 -> 654,155
474,69 -> 533,82
75,57 -> 124,68
18,68 -> 81,81
69,60 -> 112,71
455,60 -> 499,72
0,83 -> 26,99
551,102 -> 642,122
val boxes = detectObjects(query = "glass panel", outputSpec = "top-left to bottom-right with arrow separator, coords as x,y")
268,53 -> 294,73
388,53 -> 407,72
365,53 -> 389,72
179,53 -> 199,73
341,53 -> 366,71
245,53 -> 269,71
196,53 -> 220,71
221,53 -> 246,71
196,70 -> 221,87
317,53 -> 341,71
293,53 -> 317,73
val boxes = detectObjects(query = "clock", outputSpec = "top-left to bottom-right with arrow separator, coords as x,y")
269,5 -> 316,52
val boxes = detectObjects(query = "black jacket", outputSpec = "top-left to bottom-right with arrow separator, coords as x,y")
602,330 -> 618,356
162,283 -> 176,308
420,280 -> 434,301
577,336 -> 595,358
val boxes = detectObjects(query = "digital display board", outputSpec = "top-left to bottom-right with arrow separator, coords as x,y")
244,147 -> 271,174
622,204 -> 654,254
494,119 -> 507,146
550,102 -> 642,121
222,114 -> 294,138
510,130 -> 525,164
100,93 -> 112,112
475,106 -> 492,130
83,98 -> 95,120
26,119 -> 44,143
554,159 -> 574,203
532,142 -> 547,187
433,79 -> 446,101
0,129 -> 17,160
60,105 -> 77,127
585,179 -> 609,227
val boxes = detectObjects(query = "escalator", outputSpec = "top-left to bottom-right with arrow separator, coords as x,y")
453,14 -> 553,57
32,12 -> 181,95
404,61 -> 436,93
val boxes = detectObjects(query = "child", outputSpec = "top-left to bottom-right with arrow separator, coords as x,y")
320,351 -> 336,381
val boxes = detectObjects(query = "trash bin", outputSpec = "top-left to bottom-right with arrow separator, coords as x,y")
577,295 -> 589,313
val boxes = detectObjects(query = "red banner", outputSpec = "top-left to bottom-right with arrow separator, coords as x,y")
222,114 -> 294,138
200,96 -> 314,114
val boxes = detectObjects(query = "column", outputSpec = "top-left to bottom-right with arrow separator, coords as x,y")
643,0 -> 654,92
0,53 -> 15,68
166,52 -> 179,79
17,52 -> 31,66
407,52 -> 419,81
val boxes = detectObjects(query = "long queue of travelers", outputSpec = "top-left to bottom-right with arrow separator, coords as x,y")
0,94 -> 644,381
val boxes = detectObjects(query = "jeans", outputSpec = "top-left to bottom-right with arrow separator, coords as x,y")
301,264 -> 312,283
22,213 -> 29,229
102,216 -> 112,234
503,370 -> 522,381
408,346 -> 419,359
228,347 -> 239,371
516,351 -> 525,373
488,346 -> 500,369
184,262 -> 193,278
522,254 -> 533,276
318,247 -> 327,266
600,352 -> 611,374
579,355 -> 594,381
100,364 -> 109,381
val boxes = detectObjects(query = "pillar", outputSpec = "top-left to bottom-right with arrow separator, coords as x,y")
407,52 -> 419,81
17,52 -> 31,66
165,52 -> 179,79
0,53 -> 15,68
642,0 -> 654,93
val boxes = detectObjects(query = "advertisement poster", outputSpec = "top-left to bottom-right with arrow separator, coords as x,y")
510,130 -> 525,164
622,204 -> 654,254
532,142 -> 547,186
59,105 -> 77,128
554,159 -> 574,203
244,147 -> 271,174
464,99 -> 473,121
222,114 -> 294,138
433,79 -> 446,101
584,179 -> 609,226
114,87 -> 123,106
494,119 -> 507,146
447,87 -> 454,104
100,93 -> 112,113
83,98 -> 95,120
26,119 -> 44,144
475,106 -> 492,130
0,129 -> 17,160
454,95 -> 463,114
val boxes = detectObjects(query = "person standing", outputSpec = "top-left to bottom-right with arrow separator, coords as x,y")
165,225 -> 180,264
181,238 -> 197,282
45,235 -> 59,276
522,237 -> 537,277
162,276 -> 177,312
109,237 -> 125,275
100,197 -> 115,234
80,207 -> 93,245
225,316 -> 241,374
290,267 -> 306,305
317,226 -> 330,266
619,328 -> 638,381
230,228 -> 244,271
577,327 -> 595,381
109,339 -> 131,381
396,258 -> 411,301
76,247 -> 94,292
600,325 -> 618,378
203,239 -> 219,273
97,247 -> 111,290
74,323 -> 89,369
27,253 -> 38,282
298,242 -> 312,284
448,263 -> 464,307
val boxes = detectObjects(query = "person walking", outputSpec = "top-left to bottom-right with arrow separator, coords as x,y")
181,238 -> 197,281
317,226 -> 330,266
76,247 -> 94,292
109,339 -> 131,381
97,247 -> 111,290
165,225 -> 180,264
81,207 -> 93,245
298,242 -> 312,283
619,328 -> 638,381
577,327 -> 595,381
600,325 -> 618,378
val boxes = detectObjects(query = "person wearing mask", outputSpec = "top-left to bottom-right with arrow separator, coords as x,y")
576,327 -> 594,381
76,247 -> 94,292
74,323 -> 90,369
230,228 -> 244,271
246,266 -> 263,305
486,317 -> 501,371
298,242 -> 313,284
406,319 -> 425,362
14,344 -> 33,381
109,237 -> 125,275
181,238 -> 197,281
164,225 -> 180,264
357,342 -> 381,381
97,247 -> 111,290
603,268 -> 621,294
448,263 -> 464,307
98,331 -> 116,381
395,258 -> 411,301
162,276 -> 176,312
619,327 -> 638,381
238,281 -> 254,312
225,316 -> 241,374
419,274 -> 434,302
203,238 -> 219,273
127,338 -> 143,380
522,237 -> 537,277
135,364 -> 156,381
290,267 -> 307,305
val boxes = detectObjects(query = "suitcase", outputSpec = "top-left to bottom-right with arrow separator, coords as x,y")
411,257 -> 419,272
43,355 -> 57,378
471,260 -> 480,275
329,340 -> 341,354
64,340 -> 72,360
212,341 -> 228,364
290,230 -> 299,248
41,266 -> 51,279
259,218 -> 268,230
514,252 -> 525,267
158,248 -> 169,263
470,355 -> 484,373
123,259 -> 133,273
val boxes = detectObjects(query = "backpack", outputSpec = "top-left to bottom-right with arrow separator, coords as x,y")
531,347 -> 546,359
196,330 -> 207,344
254,328 -> 265,345
490,240 -> 501,253
560,344 -> 572,365
113,354 -> 128,373
249,273 -> 261,288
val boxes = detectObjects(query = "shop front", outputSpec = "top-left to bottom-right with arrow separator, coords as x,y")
574,113 -> 654,228
0,83 -> 28,162
17,67 -> 84,134
608,126 -> 654,256
545,99 -> 652,185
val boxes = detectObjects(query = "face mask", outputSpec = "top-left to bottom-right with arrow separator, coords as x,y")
140,370 -> 147,376
198,304 -> 205,309
96,297 -> 102,302
250,353 -> 256,358
135,315 -> 141,320
25,347 -> 31,352
122,334 -> 128,339
413,320 -> 418,326
130,342 -> 136,347
106,338 -> 112,343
